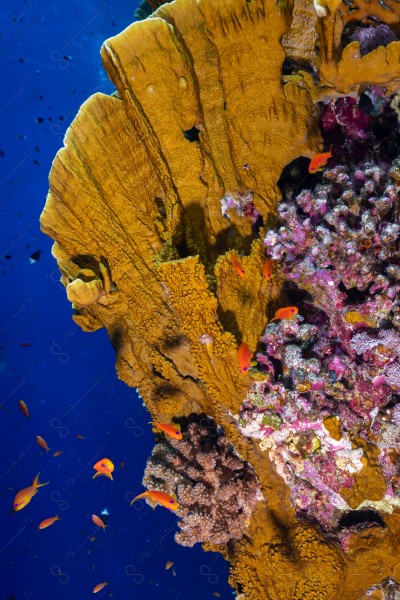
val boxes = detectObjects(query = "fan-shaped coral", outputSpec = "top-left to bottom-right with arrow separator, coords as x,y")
41,0 -> 400,596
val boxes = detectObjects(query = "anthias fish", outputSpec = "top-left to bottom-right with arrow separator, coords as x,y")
308,146 -> 333,174
149,422 -> 182,440
131,490 -> 179,510
13,473 -> 49,511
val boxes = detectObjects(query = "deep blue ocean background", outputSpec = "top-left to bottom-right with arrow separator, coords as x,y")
0,2 -> 233,598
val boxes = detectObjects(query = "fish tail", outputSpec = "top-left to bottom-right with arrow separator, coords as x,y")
130,491 -> 148,506
107,473 -> 113,481
93,472 -> 101,479
33,472 -> 49,488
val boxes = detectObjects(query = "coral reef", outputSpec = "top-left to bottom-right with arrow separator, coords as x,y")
142,414 -> 260,546
40,0 -> 400,597
237,145 -> 400,531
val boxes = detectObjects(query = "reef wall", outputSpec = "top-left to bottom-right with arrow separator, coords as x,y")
41,0 -> 400,597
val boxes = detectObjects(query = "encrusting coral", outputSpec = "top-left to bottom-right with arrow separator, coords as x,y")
142,414 -> 260,546
41,0 -> 400,597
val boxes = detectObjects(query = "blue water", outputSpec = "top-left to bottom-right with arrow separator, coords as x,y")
1,2 -> 233,598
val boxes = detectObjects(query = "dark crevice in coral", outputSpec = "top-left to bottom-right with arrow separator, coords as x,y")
278,156 -> 316,200
183,126 -> 201,142
337,509 -> 386,530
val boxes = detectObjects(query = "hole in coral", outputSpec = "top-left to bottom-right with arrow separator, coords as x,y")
155,197 -> 166,218
183,126 -> 201,142
278,156 -> 317,201
338,509 -> 385,529
340,282 -> 372,303
281,58 -> 294,75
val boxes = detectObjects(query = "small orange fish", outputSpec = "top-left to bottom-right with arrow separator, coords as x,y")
230,256 -> 245,277
18,399 -> 30,418
91,514 -> 107,531
53,450 -> 64,457
270,306 -> 298,322
165,561 -> 174,570
263,259 -> 273,280
76,434 -> 85,440
13,473 -> 49,511
38,515 -> 60,530
149,422 -> 182,440
93,458 -> 114,480
308,145 -> 333,174
93,581 -> 108,594
36,435 -> 50,452
130,490 -> 179,511
237,342 -> 252,374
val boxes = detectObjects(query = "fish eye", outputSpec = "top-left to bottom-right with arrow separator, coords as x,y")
101,463 -> 105,467
169,499 -> 174,504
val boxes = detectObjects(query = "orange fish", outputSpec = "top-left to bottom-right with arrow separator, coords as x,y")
263,259 -> 273,281
165,561 -> 174,570
237,342 -> 252,374
308,146 -> 333,174
53,450 -> 64,457
270,306 -> 298,322
91,514 -> 107,531
13,473 -> 49,511
38,515 -> 60,530
130,490 -> 179,511
18,399 -> 30,418
93,581 -> 108,594
76,434 -> 85,440
36,435 -> 50,452
230,256 -> 245,277
93,458 -> 114,480
149,422 -> 182,440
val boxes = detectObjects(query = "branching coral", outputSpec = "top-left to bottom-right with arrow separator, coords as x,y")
142,414 -> 260,546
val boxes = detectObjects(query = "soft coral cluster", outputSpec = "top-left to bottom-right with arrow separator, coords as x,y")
236,144 -> 400,531
142,414 -> 260,547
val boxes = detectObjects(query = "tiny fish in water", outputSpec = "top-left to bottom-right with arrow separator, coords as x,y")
263,259 -> 273,280
165,561 -> 174,570
93,581 -> 108,594
308,146 -> 333,174
93,458 -> 114,480
76,434 -> 85,440
91,514 -> 107,531
149,422 -> 182,440
13,473 -> 49,511
130,490 -> 179,510
53,450 -> 63,457
230,256 -> 245,277
270,306 -> 298,322
18,399 -> 30,418
19,343 -> 32,347
38,515 -> 60,530
36,435 -> 50,452
237,342 -> 252,374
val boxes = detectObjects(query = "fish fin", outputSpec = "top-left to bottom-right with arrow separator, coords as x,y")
93,472 -> 101,479
107,473 -> 113,481
130,491 -> 147,506
33,473 -> 49,488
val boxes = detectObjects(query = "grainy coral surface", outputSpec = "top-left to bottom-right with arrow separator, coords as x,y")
41,0 -> 400,596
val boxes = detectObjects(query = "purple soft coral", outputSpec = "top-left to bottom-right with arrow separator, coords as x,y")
350,24 -> 398,57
